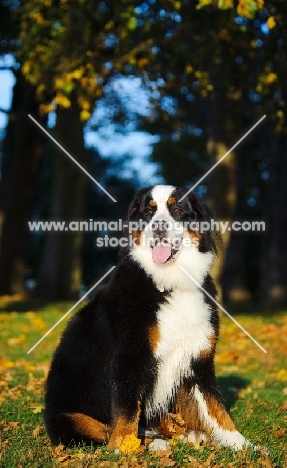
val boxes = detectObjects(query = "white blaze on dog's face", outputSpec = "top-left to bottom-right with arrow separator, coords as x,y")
127,185 -> 215,291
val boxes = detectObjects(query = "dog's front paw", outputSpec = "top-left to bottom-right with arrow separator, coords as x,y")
107,434 -> 123,451
186,431 -> 207,445
107,433 -> 141,453
149,438 -> 171,451
213,430 -> 252,450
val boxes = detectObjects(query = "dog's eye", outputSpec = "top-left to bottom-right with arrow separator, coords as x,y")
145,208 -> 154,216
172,207 -> 183,216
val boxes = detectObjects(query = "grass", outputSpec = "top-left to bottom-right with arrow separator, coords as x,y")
0,295 -> 286,467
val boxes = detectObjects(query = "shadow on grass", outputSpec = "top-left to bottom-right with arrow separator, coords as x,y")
0,298 -> 75,313
222,301 -> 287,317
218,374 -> 250,410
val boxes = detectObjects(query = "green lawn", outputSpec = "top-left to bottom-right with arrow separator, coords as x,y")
0,296 -> 286,467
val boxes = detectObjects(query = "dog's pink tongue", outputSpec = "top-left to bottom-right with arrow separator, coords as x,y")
152,244 -> 172,263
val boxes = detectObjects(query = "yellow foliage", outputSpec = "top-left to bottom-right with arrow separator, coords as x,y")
218,0 -> 234,9
138,58 -> 149,68
266,72 -> 277,84
72,68 -> 85,80
54,93 -> 71,108
105,20 -> 114,31
81,77 -> 91,88
196,0 -> 213,8
256,84 -> 263,93
128,17 -> 137,30
22,62 -> 31,76
128,57 -> 137,66
80,109 -> 91,121
267,16 -> 276,29
39,103 -> 54,115
79,99 -> 91,111
119,434 -> 141,454
237,0 -> 258,19
193,442 -> 204,450
30,12 -> 44,24
186,65 -> 193,74
54,77 -> 65,88
277,369 -> 287,381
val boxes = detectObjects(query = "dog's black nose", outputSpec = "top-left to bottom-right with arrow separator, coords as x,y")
151,219 -> 168,239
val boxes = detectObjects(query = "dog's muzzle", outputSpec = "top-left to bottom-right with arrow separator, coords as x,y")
149,219 -> 182,264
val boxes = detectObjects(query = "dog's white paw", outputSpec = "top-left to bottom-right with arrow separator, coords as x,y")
186,431 -> 207,444
212,430 -> 252,450
149,438 -> 170,451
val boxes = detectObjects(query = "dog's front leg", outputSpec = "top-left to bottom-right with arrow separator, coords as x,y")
106,351 -> 145,451
192,359 -> 250,450
107,405 -> 141,451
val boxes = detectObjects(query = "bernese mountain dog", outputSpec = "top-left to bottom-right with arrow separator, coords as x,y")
44,185 -> 250,451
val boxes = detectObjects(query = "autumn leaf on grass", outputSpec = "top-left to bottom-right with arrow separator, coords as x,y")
3,421 -> 20,431
7,334 -> 26,346
277,368 -> 287,381
51,444 -> 66,460
158,457 -> 175,467
278,401 -> 287,413
119,433 -> 141,453
151,448 -> 173,458
32,425 -> 42,438
30,403 -> 44,414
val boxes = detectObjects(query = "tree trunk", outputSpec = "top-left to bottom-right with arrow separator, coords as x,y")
259,134 -> 287,305
36,94 -> 88,300
222,144 -> 251,302
205,91 -> 238,302
0,72 -> 45,295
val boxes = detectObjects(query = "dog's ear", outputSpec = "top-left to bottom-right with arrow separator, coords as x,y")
125,187 -> 152,221
182,190 -> 221,255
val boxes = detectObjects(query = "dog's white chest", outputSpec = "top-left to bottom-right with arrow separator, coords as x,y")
145,288 -> 213,419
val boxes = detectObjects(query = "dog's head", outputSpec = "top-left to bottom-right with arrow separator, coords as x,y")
124,185 -> 218,290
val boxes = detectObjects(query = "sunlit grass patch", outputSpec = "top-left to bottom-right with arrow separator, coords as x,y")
0,300 -> 286,467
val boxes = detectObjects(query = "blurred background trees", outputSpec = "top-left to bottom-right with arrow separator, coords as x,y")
0,0 -> 286,308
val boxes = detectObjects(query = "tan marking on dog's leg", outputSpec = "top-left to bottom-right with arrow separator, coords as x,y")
204,394 -> 236,431
174,382 -> 211,436
107,408 -> 140,451
66,412 -> 110,442
193,386 -> 249,449
148,324 -> 160,354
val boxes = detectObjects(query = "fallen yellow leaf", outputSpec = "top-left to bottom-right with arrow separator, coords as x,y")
32,405 -> 44,414
119,433 -> 141,454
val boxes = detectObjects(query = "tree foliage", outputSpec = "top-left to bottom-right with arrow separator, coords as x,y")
15,0 -> 275,120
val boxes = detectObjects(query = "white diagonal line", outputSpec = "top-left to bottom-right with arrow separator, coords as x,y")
178,115 -> 266,202
179,266 -> 267,354
28,114 -> 117,203
27,266 -> 116,354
